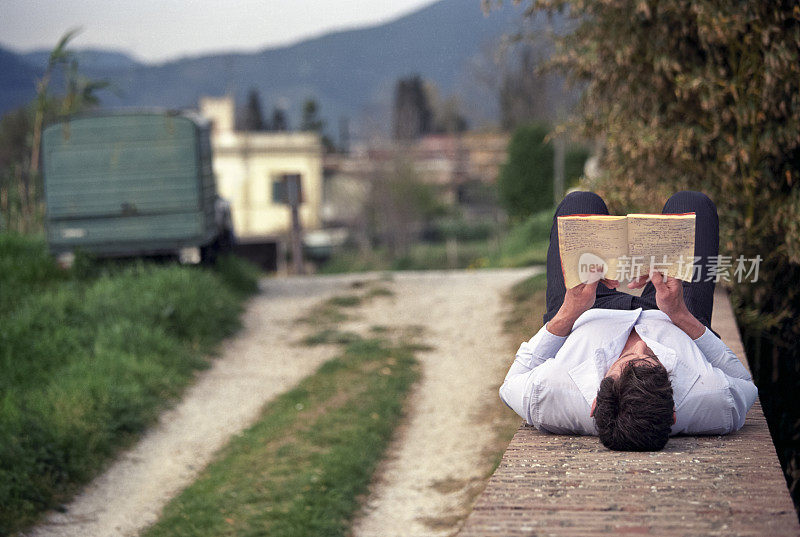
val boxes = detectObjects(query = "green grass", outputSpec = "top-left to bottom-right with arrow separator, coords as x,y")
483,272 -> 549,478
364,285 -> 394,298
326,295 -> 363,308
296,301 -> 351,326
143,335 -> 420,537
145,273 -> 419,536
487,209 -> 552,268
318,209 -> 553,274
503,272 -> 549,345
296,281 -> 396,327
213,254 -> 262,295
0,234 -> 259,535
301,328 -> 363,346
318,240 -> 501,274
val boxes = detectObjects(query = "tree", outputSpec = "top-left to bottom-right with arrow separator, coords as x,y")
30,29 -> 107,176
497,123 -> 554,220
300,98 -> 334,151
498,44 -> 550,130
300,98 -> 324,132
392,75 -> 433,140
240,88 -> 266,131
520,0 -> 800,332
2,29 -> 107,232
367,157 -> 446,258
270,107 -> 288,131
0,108 -> 33,231
516,0 -> 800,507
424,83 -> 469,134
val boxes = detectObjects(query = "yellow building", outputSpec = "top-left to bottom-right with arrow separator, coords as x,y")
198,96 -> 323,240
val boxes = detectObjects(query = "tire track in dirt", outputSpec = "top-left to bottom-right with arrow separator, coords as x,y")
349,268 -> 539,537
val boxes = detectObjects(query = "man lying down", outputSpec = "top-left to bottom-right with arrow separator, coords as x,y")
500,191 -> 757,451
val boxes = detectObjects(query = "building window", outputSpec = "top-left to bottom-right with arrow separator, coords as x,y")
272,173 -> 303,205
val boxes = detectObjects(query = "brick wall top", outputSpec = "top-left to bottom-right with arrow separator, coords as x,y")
458,290 -> 800,537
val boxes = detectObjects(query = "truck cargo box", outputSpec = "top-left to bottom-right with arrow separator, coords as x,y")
42,111 -> 226,257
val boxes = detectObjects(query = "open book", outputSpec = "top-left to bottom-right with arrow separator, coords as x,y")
557,213 -> 696,294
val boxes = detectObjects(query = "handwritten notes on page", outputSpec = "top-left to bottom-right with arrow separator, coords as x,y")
558,215 -> 627,288
627,214 -> 696,281
557,213 -> 696,289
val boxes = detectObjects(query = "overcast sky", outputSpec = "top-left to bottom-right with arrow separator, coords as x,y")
0,0 -> 441,63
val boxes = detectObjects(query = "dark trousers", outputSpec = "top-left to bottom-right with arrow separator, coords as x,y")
543,191 -> 719,331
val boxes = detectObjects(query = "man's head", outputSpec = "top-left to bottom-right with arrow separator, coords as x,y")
591,356 -> 675,451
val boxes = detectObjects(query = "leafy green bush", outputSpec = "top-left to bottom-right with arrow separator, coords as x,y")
0,235 -> 255,534
212,254 -> 262,296
497,123 -> 554,220
565,146 -> 590,188
0,233 -> 65,309
425,218 -> 495,242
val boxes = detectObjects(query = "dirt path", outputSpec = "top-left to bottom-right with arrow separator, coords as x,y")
25,273 -> 384,537
349,268 -> 539,537
25,268 -> 538,537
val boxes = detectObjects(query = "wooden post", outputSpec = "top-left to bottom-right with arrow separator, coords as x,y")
286,173 -> 305,275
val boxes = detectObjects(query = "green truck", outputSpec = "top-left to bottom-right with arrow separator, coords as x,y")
42,111 -> 233,262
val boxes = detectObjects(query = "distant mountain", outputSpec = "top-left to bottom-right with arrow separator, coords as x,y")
0,47 -> 42,113
0,0 -> 563,136
21,48 -> 142,71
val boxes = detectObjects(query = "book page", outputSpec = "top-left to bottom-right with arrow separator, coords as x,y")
557,215 -> 627,288
625,214 -> 696,281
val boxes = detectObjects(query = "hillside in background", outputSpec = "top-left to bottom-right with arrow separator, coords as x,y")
0,47 -> 42,114
1,0 -> 568,138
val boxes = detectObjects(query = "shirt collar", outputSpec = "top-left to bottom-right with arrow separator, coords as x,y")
568,355 -> 604,407
567,324 -> 699,409
567,309 -> 644,407
638,331 -> 699,408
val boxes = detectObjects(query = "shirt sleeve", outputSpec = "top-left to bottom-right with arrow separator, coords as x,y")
676,369 -> 758,434
499,324 -> 568,424
692,327 -> 752,380
679,328 -> 758,434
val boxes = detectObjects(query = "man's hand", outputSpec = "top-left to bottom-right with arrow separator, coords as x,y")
547,278 -> 618,337
628,271 -> 705,339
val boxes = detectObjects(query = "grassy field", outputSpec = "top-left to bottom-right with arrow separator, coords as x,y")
318,209 -> 553,274
144,285 -> 422,537
0,234 -> 259,535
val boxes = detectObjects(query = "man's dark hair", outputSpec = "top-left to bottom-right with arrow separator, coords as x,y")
593,359 -> 674,451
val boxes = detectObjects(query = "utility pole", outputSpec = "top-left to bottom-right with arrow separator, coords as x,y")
286,173 -> 305,275
338,116 -> 350,155
553,136 -> 565,205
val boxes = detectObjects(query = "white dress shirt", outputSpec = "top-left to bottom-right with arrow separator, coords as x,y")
499,308 -> 758,436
